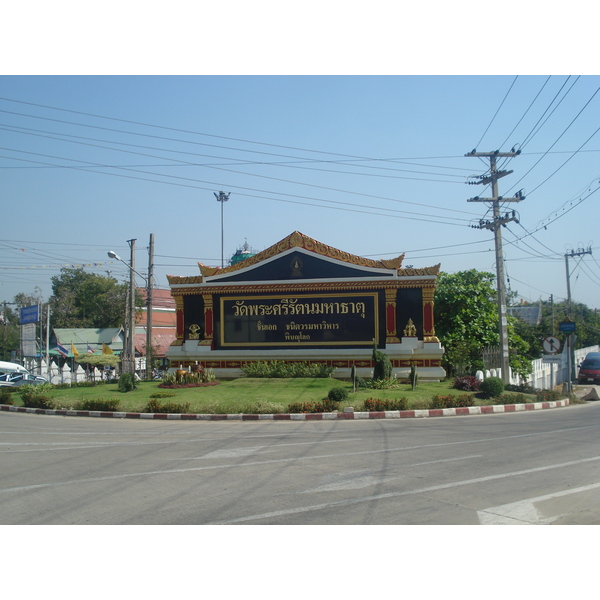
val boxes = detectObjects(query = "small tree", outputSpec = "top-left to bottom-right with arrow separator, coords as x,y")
372,342 -> 392,381
409,362 -> 418,390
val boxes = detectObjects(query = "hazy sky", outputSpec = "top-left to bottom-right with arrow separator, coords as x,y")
2,5 -> 598,312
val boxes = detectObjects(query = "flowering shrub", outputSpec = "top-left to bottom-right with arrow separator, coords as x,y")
452,376 -> 480,392
431,393 -> 473,408
0,388 -> 15,405
74,398 -> 121,411
287,398 -> 340,413
362,397 -> 407,411
536,389 -> 561,402
161,369 -> 216,387
20,384 -> 55,408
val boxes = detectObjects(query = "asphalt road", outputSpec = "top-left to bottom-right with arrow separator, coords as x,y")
1,400 -> 600,524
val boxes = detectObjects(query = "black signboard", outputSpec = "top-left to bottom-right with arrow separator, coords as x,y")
220,293 -> 379,347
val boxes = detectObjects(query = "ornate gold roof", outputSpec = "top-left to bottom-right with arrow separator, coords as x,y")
197,231 -> 405,277
166,232 -> 441,286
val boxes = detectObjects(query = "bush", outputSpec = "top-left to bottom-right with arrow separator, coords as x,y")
287,398 -> 340,413
536,389 -> 561,402
74,398 -> 121,411
327,386 -> 349,403
431,393 -> 474,408
241,361 -> 333,378
372,343 -> 392,381
160,369 -> 217,387
453,376 -> 481,392
479,376 -> 505,399
20,383 -> 55,408
118,372 -> 136,393
363,397 -> 407,411
0,387 -> 15,405
142,399 -> 191,414
495,393 -> 528,404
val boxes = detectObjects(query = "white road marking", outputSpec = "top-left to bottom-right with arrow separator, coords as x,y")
477,482 -> 600,524
303,455 -> 482,492
197,438 -> 361,459
211,455 -> 600,524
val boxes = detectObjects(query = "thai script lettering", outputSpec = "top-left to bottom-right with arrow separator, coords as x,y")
233,298 -> 366,318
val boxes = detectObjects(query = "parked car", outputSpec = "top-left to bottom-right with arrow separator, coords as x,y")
0,372 -> 49,387
578,358 -> 600,384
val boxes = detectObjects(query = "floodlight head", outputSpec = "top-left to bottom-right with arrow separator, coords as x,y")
107,251 -> 121,260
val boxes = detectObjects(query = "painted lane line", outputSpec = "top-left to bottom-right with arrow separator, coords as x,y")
196,438 -> 363,459
302,455 -> 482,493
477,481 -> 600,524
210,455 -> 600,524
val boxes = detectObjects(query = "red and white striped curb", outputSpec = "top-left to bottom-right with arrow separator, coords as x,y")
1,399 -> 570,421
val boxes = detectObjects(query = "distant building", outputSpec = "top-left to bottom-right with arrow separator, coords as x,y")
135,288 -> 177,366
229,240 -> 256,266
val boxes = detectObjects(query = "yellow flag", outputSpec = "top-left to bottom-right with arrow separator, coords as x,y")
71,343 -> 79,357
102,343 -> 113,355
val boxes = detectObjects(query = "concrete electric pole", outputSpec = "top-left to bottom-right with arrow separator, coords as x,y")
146,233 -> 155,380
466,149 -> 524,384
565,247 -> 592,316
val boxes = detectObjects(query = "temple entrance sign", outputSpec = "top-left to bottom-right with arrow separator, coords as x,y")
166,231 -> 445,380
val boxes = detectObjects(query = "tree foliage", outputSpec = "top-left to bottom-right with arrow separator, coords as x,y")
434,269 -> 532,378
49,267 -> 140,329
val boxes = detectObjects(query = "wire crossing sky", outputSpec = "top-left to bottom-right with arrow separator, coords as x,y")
1,75 -> 598,309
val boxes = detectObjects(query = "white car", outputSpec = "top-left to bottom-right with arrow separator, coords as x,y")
0,372 -> 49,387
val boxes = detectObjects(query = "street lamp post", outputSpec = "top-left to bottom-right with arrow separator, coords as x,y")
109,239 -> 155,378
214,191 -> 230,268
108,241 -> 139,375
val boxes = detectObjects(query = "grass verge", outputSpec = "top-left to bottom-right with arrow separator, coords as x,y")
4,378 -> 550,414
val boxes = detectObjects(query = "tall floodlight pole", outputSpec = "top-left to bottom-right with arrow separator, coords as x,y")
214,191 -> 231,267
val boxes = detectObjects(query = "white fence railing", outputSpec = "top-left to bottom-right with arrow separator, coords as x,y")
476,344 -> 600,389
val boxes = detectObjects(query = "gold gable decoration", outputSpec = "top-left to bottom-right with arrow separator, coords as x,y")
194,231 -> 405,277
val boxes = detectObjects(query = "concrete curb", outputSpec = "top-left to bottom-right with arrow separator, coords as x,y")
1,399 -> 570,421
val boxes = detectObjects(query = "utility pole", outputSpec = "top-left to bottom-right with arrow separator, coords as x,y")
126,239 -> 136,374
214,191 -> 230,268
146,233 -> 155,380
564,246 -> 592,386
565,247 -> 592,316
466,149 -> 524,384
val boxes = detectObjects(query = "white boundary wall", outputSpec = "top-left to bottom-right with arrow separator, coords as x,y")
476,344 -> 600,389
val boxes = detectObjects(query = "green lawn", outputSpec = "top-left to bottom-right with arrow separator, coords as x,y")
6,378 -> 541,413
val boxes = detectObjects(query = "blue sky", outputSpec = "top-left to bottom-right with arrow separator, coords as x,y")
1,6 -> 599,312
